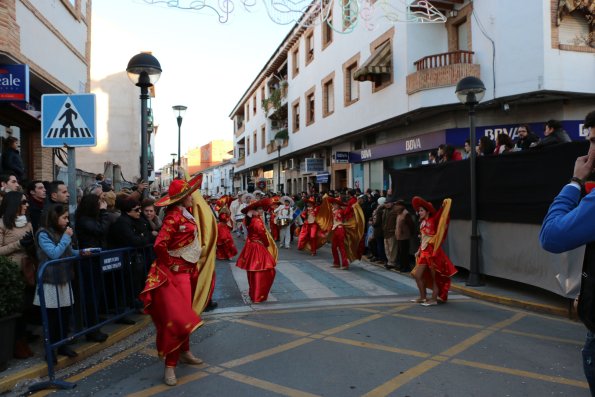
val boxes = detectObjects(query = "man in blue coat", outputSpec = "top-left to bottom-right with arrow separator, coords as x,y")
540,110 -> 595,393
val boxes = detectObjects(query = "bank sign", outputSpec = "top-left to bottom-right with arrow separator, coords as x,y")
0,64 -> 29,102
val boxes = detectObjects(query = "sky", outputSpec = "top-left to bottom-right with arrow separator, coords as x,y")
91,0 -> 294,169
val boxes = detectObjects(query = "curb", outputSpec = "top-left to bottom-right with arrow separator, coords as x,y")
0,316 -> 152,394
362,257 -> 572,318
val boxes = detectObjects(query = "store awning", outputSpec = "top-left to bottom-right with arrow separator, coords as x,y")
353,41 -> 392,82
0,103 -> 41,130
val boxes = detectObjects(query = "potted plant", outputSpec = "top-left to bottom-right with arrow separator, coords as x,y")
0,256 -> 25,371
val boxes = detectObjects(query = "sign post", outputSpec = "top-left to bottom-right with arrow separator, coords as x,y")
42,94 -> 97,223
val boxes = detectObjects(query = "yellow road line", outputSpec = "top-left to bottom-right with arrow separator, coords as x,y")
220,338 -> 314,369
221,370 -> 321,397
324,336 -> 430,358
392,313 -> 484,329
362,359 -> 442,397
231,318 -> 311,336
35,339 -> 153,397
452,358 -> 589,389
126,370 -> 210,397
320,314 -> 384,335
502,328 -> 583,346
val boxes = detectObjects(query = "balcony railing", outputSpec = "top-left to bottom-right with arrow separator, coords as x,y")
413,50 -> 474,71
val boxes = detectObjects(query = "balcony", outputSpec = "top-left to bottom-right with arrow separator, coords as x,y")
236,156 -> 245,167
406,50 -> 480,95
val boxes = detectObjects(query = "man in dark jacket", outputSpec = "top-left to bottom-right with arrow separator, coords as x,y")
531,120 -> 571,149
2,136 -> 25,181
514,124 -> 539,151
26,180 -> 46,232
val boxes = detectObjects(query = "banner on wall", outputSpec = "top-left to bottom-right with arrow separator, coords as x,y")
0,64 -> 29,102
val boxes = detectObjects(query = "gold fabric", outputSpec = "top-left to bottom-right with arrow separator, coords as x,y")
344,203 -> 365,261
429,198 -> 452,250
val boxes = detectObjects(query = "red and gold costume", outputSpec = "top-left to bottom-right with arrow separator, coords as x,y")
411,197 -> 457,302
297,199 -> 324,255
236,198 -> 278,303
216,212 -> 238,260
140,174 -> 216,369
320,197 -> 365,269
269,197 -> 280,241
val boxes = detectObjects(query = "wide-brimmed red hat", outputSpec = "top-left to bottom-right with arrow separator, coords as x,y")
305,196 -> 316,205
327,197 -> 347,206
412,196 -> 436,215
241,197 -> 272,214
155,174 -> 203,207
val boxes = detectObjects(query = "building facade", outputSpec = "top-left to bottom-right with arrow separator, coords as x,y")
200,159 -> 234,196
0,0 -> 91,182
229,0 -> 595,194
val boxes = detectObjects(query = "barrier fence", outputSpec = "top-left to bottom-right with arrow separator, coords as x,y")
28,245 -> 154,392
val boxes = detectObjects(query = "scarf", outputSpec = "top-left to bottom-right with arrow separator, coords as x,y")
15,215 -> 27,228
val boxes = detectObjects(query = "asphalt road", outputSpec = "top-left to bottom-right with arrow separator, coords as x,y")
20,238 -> 590,397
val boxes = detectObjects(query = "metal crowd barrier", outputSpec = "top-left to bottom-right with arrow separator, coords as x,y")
28,244 -> 154,392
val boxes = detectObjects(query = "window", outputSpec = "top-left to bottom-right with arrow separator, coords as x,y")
305,87 -> 315,126
253,131 -> 257,153
246,103 -> 250,121
261,125 -> 266,149
371,40 -> 393,92
322,11 -> 333,50
292,99 -> 300,133
559,13 -> 592,46
343,54 -> 360,107
246,137 -> 250,155
321,72 -> 335,118
292,46 -> 300,78
305,30 -> 314,65
260,85 -> 265,109
253,94 -> 257,115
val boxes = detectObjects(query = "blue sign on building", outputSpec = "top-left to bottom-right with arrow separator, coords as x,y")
41,94 -> 96,147
0,64 -> 29,102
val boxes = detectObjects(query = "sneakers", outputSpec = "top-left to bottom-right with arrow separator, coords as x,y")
164,367 -> 177,386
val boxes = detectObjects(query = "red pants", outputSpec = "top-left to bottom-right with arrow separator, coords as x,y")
331,226 -> 348,268
165,272 -> 192,367
298,222 -> 319,254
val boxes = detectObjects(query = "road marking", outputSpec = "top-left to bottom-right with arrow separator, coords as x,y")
126,370 -> 210,397
320,313 -> 384,335
452,358 -> 589,389
502,328 -> 583,346
392,313 -> 484,329
231,318 -> 311,337
221,370 -> 321,397
324,336 -> 430,358
362,359 -> 442,397
309,260 -> 396,296
277,261 -> 339,299
220,337 -> 314,369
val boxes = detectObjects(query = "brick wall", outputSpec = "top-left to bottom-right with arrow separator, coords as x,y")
31,133 -> 54,181
406,63 -> 481,95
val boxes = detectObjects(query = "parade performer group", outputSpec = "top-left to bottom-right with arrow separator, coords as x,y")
216,208 -> 238,260
410,196 -> 457,306
140,174 -> 217,386
236,197 -> 278,303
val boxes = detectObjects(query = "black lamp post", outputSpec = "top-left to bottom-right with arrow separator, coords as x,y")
172,105 -> 187,172
126,52 -> 162,198
171,152 -> 177,183
275,136 -> 284,193
455,76 -> 486,286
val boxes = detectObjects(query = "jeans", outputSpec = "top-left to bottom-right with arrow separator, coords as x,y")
584,331 -> 595,396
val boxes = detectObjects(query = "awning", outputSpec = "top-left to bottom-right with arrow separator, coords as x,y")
353,41 -> 393,82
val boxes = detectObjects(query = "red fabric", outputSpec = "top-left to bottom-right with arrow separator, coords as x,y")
416,217 -> 457,302
216,219 -> 238,260
331,226 -> 348,267
269,209 -> 279,241
247,269 -> 276,303
164,272 -> 192,367
298,222 -> 319,254
154,207 -> 198,268
236,216 -> 276,271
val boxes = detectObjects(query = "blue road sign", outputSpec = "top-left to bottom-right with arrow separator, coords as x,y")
41,94 -> 96,147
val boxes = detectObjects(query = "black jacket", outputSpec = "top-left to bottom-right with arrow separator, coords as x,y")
515,133 -> 540,151
2,148 -> 25,181
533,128 -> 571,148
108,213 -> 153,248
75,210 -> 110,249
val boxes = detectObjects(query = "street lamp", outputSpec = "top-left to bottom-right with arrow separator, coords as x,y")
171,153 -> 177,183
455,76 -> 486,287
275,136 -> 284,193
172,105 -> 187,172
126,52 -> 162,198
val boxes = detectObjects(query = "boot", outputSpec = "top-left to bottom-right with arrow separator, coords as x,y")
14,337 -> 34,359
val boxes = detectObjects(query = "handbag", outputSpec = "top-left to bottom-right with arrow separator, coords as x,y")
577,242 -> 595,332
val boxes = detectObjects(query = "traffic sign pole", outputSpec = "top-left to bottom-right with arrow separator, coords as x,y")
67,147 -> 77,226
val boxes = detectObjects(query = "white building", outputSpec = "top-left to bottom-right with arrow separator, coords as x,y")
200,160 -> 235,196
229,0 -> 595,194
0,0 -> 91,181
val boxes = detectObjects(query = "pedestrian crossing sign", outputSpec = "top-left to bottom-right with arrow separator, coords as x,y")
41,94 -> 96,147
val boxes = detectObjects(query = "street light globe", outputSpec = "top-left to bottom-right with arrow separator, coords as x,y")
126,52 -> 162,87
275,137 -> 284,147
455,76 -> 486,105
172,105 -> 188,118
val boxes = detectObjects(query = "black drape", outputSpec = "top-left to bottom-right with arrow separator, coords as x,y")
390,141 -> 589,224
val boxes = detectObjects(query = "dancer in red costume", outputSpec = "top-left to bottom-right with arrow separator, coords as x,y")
269,196 -> 280,242
216,210 -> 238,260
140,175 -> 214,386
297,197 -> 322,256
236,197 -> 278,303
410,196 -> 457,306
